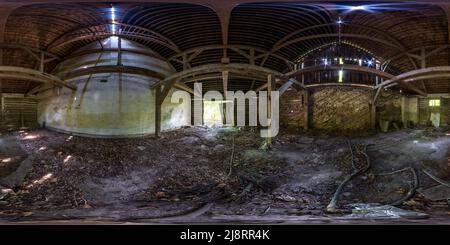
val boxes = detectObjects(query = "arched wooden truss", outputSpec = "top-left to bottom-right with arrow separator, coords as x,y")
373,66 -> 450,103
0,66 -> 76,90
47,23 -> 180,54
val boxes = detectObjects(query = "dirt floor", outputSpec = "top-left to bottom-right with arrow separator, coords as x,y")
0,126 -> 449,224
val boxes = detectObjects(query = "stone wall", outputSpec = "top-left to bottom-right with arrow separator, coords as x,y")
311,87 -> 371,131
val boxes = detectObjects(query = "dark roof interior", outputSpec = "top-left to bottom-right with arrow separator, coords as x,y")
0,1 -> 449,94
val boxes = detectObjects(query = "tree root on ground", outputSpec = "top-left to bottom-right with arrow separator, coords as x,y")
375,167 -> 418,206
227,135 -> 235,177
423,169 -> 450,188
328,135 -> 424,212
326,142 -> 371,212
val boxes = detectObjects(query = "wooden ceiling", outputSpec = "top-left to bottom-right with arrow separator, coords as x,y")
0,1 -> 449,94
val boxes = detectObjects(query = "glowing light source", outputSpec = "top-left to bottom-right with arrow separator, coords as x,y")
110,6 -> 116,35
26,173 -> 53,189
349,5 -> 368,11
23,135 -> 38,140
429,99 -> 440,107
1,158 -> 11,163
338,70 -> 344,83
63,155 -> 72,164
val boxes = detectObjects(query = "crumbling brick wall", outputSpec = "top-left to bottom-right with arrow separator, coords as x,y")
280,89 -> 307,129
311,87 -> 371,132
279,87 -> 413,132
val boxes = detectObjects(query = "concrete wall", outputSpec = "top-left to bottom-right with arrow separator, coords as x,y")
36,37 -> 190,137
37,75 -> 189,137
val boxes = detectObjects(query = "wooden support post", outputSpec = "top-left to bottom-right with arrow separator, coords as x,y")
370,101 -> 377,130
222,70 -> 229,125
267,74 -> 275,145
155,84 -> 162,137
39,52 -> 44,72
401,96 -> 407,128
0,93 -> 3,123
155,79 -> 178,137
249,48 -> 255,65
420,48 -> 426,69
117,36 -> 122,66
304,89 -> 310,130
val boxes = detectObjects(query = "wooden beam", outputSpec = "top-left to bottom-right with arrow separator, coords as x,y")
370,102 -> 377,130
286,64 -> 394,80
266,74 -> 275,143
278,79 -> 294,95
158,79 -> 178,105
155,84 -> 162,137
154,63 -> 286,89
0,66 -> 76,90
304,90 -> 310,131
306,83 -> 374,90
376,66 -> 450,96
174,82 -> 194,94
60,65 -> 165,82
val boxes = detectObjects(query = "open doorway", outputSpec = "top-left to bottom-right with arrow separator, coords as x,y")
203,101 -> 223,126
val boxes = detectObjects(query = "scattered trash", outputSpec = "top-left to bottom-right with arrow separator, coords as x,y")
346,203 -> 429,219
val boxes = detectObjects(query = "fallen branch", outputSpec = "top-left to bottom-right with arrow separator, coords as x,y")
423,169 -> 450,188
375,167 -> 418,206
346,137 -> 357,171
129,203 -> 214,222
234,183 -> 253,203
326,144 -> 371,212
227,135 -> 235,177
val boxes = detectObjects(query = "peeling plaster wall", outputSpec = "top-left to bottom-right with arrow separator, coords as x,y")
35,37 -> 190,137
37,78 -> 189,137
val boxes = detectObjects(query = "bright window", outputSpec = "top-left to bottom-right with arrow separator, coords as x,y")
203,101 -> 223,126
338,70 -> 344,83
429,99 -> 440,107
339,57 -> 344,65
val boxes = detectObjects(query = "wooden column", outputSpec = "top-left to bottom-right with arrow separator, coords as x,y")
155,84 -> 162,137
304,89 -> 311,130
267,74 -> 275,144
222,70 -> 229,125
370,102 -> 377,130
154,79 -> 178,137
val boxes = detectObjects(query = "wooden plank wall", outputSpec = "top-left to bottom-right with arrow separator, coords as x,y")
0,94 -> 37,128
418,97 -> 450,126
